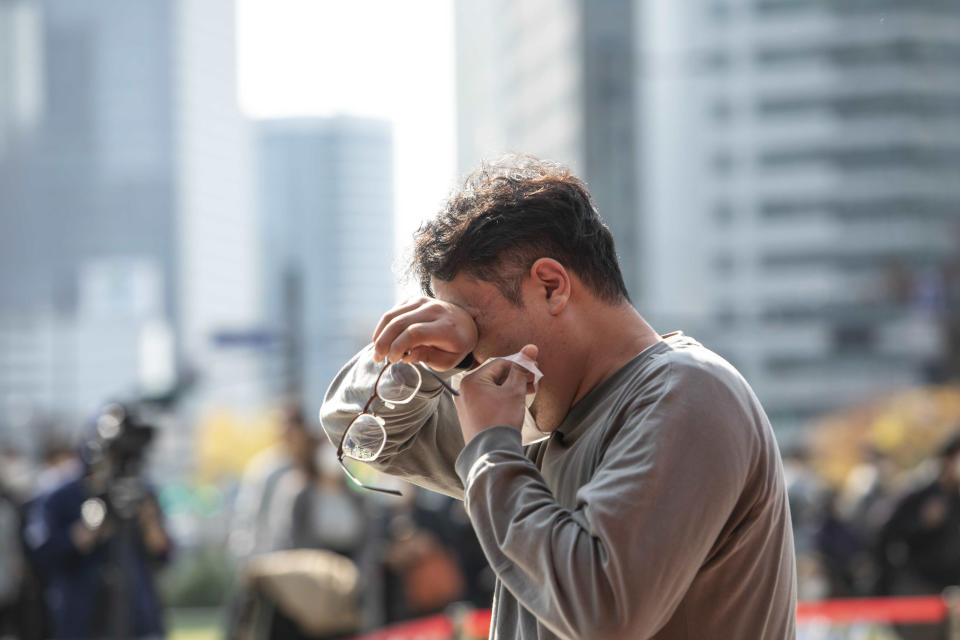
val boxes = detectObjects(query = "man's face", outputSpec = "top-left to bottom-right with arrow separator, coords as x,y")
432,271 -> 569,431
432,272 -> 535,364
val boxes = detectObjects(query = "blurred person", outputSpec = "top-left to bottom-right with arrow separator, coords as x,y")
782,442 -> 828,553
0,445 -> 35,506
838,446 -> 898,547
321,155 -> 797,639
23,404 -> 172,640
32,433 -> 82,498
876,432 -> 960,597
231,406 -> 371,640
814,490 -> 873,598
13,431 -> 81,640
379,487 -> 493,624
229,409 -> 299,563
0,482 -> 22,640
265,408 -> 368,557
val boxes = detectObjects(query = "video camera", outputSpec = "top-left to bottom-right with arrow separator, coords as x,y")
81,403 -> 157,522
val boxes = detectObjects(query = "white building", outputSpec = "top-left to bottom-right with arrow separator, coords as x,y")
454,0 -> 642,299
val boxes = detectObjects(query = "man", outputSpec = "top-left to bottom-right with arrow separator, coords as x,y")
321,155 -> 797,639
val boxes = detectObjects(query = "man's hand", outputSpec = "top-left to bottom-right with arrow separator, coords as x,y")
454,344 -> 538,444
372,297 -> 478,371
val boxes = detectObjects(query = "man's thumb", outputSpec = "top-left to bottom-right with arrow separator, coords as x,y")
520,343 -> 539,361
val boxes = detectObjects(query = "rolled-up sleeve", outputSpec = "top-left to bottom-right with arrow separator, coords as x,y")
319,344 -> 467,498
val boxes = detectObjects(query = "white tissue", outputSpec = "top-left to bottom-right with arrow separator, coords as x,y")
499,351 -> 543,389
496,350 -> 549,445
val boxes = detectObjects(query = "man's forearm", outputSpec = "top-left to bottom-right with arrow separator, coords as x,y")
320,344 -> 467,498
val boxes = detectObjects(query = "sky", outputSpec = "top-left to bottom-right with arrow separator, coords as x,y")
236,0 -> 457,294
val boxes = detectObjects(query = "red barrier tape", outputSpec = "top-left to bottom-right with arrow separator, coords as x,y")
797,596 -> 947,624
346,614 -> 456,640
350,596 -> 953,638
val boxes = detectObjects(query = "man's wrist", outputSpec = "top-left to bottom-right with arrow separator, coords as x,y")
455,425 -> 523,486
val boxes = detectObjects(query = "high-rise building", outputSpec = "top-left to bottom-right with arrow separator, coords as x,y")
455,0 -> 960,429
454,0 -> 641,299
256,117 -> 394,418
643,1 -> 960,427
0,0 -> 42,159
0,0 -> 262,431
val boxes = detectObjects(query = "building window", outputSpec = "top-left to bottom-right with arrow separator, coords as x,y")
758,93 -> 960,119
714,204 -> 735,226
832,324 -> 876,354
714,254 -> 735,276
754,0 -> 958,15
712,151 -> 735,174
709,3 -> 732,20
711,99 -> 734,122
758,145 -> 960,172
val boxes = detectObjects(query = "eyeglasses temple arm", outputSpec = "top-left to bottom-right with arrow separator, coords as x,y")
421,367 -> 459,396
338,458 -> 402,497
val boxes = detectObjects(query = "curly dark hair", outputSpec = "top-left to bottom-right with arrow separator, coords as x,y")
411,154 -> 630,305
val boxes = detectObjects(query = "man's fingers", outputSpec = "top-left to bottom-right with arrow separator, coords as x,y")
373,300 -> 477,365
388,322 -> 436,364
505,361 -> 531,390
372,298 -> 430,345
463,357 -> 513,387
405,346 -> 463,371
464,358 -> 529,390
373,308 -> 433,362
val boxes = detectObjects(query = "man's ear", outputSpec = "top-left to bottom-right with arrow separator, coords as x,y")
529,258 -> 570,315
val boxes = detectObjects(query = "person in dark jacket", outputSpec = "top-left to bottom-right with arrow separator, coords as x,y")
877,431 -> 960,596
23,404 -> 172,639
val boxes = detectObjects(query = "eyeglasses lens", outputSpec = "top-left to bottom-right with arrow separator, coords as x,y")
376,361 -> 422,404
343,413 -> 387,461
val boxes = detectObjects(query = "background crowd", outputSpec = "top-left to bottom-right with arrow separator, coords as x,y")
0,397 -> 959,638
0,402 -> 495,640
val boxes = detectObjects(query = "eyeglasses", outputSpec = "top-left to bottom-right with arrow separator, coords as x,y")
336,360 -> 458,496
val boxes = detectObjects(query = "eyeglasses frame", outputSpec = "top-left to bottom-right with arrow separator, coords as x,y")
336,360 -> 458,496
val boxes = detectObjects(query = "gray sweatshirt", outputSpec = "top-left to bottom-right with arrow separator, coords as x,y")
320,332 -> 797,639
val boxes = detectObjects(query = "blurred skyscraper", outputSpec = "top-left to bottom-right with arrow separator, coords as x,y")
0,0 -> 42,159
455,0 -> 960,429
0,0 -> 262,437
455,0 -> 641,299
256,117 -> 394,418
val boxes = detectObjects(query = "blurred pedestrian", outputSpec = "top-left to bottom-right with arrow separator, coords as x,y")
876,431 -> 960,597
0,486 -> 22,640
15,431 -> 79,640
229,410 -> 297,564
380,488 -> 473,623
22,404 -> 172,640
230,406 -> 371,640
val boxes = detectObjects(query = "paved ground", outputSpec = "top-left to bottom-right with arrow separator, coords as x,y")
169,608 -> 222,640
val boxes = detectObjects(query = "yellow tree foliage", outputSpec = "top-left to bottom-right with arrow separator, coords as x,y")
811,384 -> 960,487
194,409 -> 279,484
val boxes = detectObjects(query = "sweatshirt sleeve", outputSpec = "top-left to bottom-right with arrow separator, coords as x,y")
454,362 -> 756,639
319,344 -> 466,499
